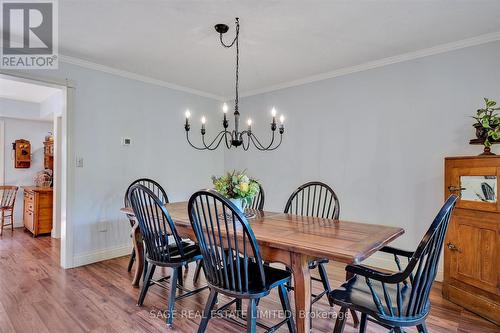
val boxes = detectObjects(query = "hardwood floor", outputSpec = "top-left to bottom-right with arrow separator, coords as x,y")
0,229 -> 498,333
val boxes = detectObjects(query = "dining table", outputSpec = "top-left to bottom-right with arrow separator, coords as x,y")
120,202 -> 404,333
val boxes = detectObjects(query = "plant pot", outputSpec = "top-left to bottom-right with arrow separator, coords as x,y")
229,198 -> 246,213
474,123 -> 489,140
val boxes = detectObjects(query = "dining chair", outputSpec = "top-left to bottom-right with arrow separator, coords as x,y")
248,182 -> 265,210
284,181 -> 340,306
328,195 -> 458,333
192,182 -> 265,284
188,189 -> 296,333
0,186 -> 18,236
124,178 -> 169,274
128,184 -> 207,327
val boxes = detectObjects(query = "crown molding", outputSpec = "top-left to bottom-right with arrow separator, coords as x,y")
58,30 -> 500,101
59,55 -> 225,101
235,31 -> 500,99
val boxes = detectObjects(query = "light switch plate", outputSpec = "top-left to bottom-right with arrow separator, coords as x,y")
121,137 -> 131,146
76,157 -> 83,168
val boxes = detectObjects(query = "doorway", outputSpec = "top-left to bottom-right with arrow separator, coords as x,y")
0,73 -> 71,268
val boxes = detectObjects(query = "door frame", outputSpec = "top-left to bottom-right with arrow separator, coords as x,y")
0,120 -> 4,185
0,71 -> 75,269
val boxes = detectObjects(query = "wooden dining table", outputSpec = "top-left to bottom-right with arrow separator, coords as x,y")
120,202 -> 404,333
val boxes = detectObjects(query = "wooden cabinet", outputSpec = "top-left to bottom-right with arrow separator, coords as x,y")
23,187 -> 53,237
43,140 -> 54,171
444,156 -> 500,325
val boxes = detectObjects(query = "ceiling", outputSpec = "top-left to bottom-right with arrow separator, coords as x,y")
0,78 -> 60,103
58,1 -> 500,98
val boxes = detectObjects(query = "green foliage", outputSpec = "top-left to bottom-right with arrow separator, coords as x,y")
473,98 -> 500,147
212,170 -> 260,205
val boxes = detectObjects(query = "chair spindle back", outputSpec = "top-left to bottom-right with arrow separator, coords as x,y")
125,178 -> 169,208
0,186 -> 18,208
365,195 -> 458,320
284,181 -> 340,219
188,189 -> 266,293
128,184 -> 185,263
248,182 -> 265,210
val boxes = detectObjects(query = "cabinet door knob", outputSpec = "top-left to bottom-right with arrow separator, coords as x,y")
448,185 -> 465,193
447,242 -> 459,251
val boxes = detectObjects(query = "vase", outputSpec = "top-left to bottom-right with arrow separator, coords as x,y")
229,198 -> 246,213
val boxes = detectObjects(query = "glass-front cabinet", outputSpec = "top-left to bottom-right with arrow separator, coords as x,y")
443,156 -> 500,325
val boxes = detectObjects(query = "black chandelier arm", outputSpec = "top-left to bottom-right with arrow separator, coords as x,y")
250,130 -> 275,150
185,130 -> 230,151
186,131 -> 208,151
240,132 -> 251,151
249,131 -> 283,151
202,130 -> 231,150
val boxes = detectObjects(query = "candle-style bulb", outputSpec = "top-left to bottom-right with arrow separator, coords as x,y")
247,118 -> 252,126
271,107 -> 277,117
185,110 -> 191,119
222,103 -> 228,114
201,116 -> 206,124
280,115 -> 285,124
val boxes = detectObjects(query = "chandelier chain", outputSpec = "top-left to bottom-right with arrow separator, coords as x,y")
219,18 -> 240,114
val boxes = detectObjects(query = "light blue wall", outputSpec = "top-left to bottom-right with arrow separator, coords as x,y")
4,40 -> 499,263
225,41 -> 500,250
5,62 -> 223,259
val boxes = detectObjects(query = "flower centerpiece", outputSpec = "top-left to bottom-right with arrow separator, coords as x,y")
212,170 -> 260,213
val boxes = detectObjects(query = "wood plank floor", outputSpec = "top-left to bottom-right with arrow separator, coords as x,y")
0,229 -> 498,333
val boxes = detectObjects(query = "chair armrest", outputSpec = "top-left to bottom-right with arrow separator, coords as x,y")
345,264 -> 393,281
379,246 -> 414,258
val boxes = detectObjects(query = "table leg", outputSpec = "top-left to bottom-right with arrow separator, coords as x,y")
291,252 -> 311,333
130,220 -> 144,288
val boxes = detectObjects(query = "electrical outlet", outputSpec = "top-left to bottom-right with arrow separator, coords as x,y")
98,220 -> 108,232
76,157 -> 84,168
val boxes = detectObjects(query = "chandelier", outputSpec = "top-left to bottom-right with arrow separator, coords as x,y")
184,18 -> 285,151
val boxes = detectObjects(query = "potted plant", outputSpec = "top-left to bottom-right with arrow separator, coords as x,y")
212,170 -> 260,213
472,98 -> 500,153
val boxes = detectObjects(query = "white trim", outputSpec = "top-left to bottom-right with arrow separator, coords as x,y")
0,71 -> 75,89
51,31 -> 500,101
59,55 -> 225,101
236,30 -> 500,98
0,120 -> 4,185
61,86 -> 74,268
51,116 -> 62,239
73,243 -> 132,267
363,253 -> 443,282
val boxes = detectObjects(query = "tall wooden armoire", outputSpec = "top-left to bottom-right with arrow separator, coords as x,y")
443,156 -> 500,325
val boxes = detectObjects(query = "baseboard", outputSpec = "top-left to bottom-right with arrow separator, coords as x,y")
362,252 -> 443,282
69,243 -> 445,282
73,243 -> 132,267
